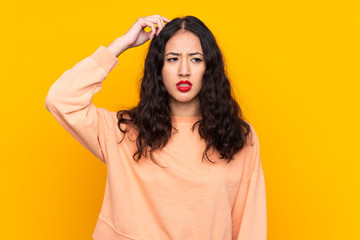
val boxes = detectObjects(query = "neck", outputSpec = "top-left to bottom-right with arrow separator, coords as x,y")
169,97 -> 201,117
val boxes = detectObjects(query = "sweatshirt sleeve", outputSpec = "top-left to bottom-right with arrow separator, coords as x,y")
231,126 -> 267,240
45,46 -> 119,164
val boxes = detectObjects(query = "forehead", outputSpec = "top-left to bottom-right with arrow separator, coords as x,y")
165,30 -> 203,53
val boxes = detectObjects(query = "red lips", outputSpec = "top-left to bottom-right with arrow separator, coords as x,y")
176,80 -> 192,92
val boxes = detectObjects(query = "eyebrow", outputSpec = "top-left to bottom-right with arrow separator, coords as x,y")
165,52 -> 203,56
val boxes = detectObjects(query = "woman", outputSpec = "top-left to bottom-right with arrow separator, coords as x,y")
45,15 -> 267,240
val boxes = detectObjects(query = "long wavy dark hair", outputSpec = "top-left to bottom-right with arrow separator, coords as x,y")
117,15 -> 251,166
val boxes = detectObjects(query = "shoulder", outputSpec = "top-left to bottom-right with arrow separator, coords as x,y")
242,121 -> 263,177
242,120 -> 259,148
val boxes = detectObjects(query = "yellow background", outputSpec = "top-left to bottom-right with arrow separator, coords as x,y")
1,0 -> 359,239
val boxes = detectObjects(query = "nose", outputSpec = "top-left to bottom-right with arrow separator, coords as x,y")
178,58 -> 190,77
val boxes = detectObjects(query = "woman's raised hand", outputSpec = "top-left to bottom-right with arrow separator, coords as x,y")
106,15 -> 171,57
123,15 -> 171,48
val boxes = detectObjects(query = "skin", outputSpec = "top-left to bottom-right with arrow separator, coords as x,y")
162,30 -> 206,117
106,15 -> 171,57
107,15 -> 205,117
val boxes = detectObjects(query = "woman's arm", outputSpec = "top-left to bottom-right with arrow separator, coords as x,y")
107,15 -> 171,57
106,35 -> 131,58
45,45 -> 121,164
44,15 -> 170,164
231,126 -> 267,240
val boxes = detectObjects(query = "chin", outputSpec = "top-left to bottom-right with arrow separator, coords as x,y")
173,96 -> 198,104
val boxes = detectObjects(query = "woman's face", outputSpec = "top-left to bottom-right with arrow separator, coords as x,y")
162,30 -> 206,115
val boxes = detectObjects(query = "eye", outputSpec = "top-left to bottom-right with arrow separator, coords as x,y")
192,58 -> 202,63
167,57 -> 178,62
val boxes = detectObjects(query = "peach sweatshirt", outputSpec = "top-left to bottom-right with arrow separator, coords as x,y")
45,46 -> 267,240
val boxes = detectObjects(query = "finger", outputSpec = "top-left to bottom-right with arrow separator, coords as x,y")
148,14 -> 171,23
145,16 -> 164,29
144,16 -> 165,36
154,17 -> 164,36
160,16 -> 171,23
143,19 -> 157,39
157,16 -> 165,29
146,15 -> 170,24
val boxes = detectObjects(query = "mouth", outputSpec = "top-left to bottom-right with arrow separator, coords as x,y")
176,80 -> 192,92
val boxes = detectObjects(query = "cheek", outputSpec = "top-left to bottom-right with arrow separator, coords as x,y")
161,71 -> 172,89
162,66 -> 170,78
162,66 -> 177,86
197,69 -> 205,84
161,68 -> 168,84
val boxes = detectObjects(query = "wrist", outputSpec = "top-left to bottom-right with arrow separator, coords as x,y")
106,36 -> 130,58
